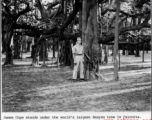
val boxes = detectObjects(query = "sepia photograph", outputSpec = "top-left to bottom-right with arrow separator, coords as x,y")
1,0 -> 152,115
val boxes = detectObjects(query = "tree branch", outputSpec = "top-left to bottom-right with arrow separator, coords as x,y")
46,0 -> 60,10
2,3 -> 15,20
59,0 -> 80,34
107,8 -> 150,18
98,22 -> 151,44
15,2 -> 31,19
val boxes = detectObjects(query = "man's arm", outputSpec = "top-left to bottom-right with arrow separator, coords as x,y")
72,46 -> 76,63
73,54 -> 76,63
82,46 -> 84,61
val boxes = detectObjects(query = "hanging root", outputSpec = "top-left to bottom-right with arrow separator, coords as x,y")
90,69 -> 106,81
95,71 -> 106,81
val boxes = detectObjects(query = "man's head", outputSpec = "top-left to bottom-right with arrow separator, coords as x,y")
77,37 -> 82,44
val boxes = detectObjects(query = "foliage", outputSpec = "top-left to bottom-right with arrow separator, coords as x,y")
1,0 -> 151,65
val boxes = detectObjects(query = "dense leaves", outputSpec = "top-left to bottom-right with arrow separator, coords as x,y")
1,0 -> 151,66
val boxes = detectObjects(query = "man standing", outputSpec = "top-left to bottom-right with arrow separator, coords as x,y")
72,37 -> 85,81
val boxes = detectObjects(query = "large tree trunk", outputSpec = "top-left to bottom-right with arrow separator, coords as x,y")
113,0 -> 120,81
83,0 -> 103,80
82,0 -> 87,43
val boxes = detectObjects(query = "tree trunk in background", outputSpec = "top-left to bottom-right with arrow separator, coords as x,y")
122,45 -> 125,55
39,40 -> 48,61
31,36 -> 37,58
4,29 -> 14,65
13,34 -> 21,59
58,0 -> 73,66
2,33 -> 6,53
113,0 -> 120,81
135,38 -> 140,57
146,42 -> 148,53
104,45 -> 108,63
129,44 -> 135,55
52,38 -> 56,58
104,3 -> 110,64
22,36 -> 28,53
142,43 -> 145,62
135,44 -> 140,57
64,41 -> 72,66
27,42 -> 31,52
59,40 -> 72,66
39,43 -> 43,61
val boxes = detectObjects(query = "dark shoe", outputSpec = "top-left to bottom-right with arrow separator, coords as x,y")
67,78 -> 77,81
80,78 -> 87,81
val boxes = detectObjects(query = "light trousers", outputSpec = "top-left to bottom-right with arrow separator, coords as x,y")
72,56 -> 84,79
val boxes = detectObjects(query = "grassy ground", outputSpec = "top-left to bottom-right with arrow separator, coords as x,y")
2,51 -> 151,112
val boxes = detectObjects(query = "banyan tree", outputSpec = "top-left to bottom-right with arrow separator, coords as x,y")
2,0 -> 151,80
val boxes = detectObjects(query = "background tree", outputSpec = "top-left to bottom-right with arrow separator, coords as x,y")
113,0 -> 120,81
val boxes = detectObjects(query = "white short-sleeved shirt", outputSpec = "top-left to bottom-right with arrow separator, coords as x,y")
72,44 -> 84,54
